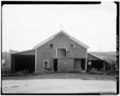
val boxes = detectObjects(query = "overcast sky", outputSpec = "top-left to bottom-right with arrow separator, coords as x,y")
2,2 -> 116,52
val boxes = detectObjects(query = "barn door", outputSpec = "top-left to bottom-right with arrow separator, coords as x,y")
53,59 -> 58,72
74,59 -> 82,72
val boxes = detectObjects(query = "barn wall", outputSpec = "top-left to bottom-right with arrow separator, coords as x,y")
36,45 -> 54,73
68,48 -> 86,58
36,32 -> 87,73
57,58 -> 74,72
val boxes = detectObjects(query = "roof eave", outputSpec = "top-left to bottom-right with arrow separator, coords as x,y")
88,53 -> 104,61
10,49 -> 35,55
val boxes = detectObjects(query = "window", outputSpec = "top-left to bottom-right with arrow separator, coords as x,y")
49,42 -> 53,48
43,60 -> 49,69
57,49 -> 66,58
70,42 -> 75,48
88,61 -> 92,65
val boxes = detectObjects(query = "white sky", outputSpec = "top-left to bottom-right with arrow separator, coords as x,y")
2,2 -> 116,52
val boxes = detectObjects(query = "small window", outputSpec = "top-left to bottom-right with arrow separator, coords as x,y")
70,42 -> 75,48
43,60 -> 49,68
88,61 -> 92,65
50,42 -> 53,48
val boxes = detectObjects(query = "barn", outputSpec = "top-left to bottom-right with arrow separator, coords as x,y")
11,30 -> 108,74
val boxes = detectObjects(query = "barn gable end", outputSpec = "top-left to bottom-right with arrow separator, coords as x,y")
35,31 -> 88,73
33,30 -> 89,49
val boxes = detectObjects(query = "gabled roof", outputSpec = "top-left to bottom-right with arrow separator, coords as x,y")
33,30 -> 89,49
88,52 -> 116,64
88,53 -> 104,61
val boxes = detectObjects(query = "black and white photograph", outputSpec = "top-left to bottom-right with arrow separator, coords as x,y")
1,1 -> 118,95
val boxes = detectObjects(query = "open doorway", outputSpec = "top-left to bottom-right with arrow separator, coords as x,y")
53,59 -> 58,72
81,59 -> 85,70
13,55 -> 35,73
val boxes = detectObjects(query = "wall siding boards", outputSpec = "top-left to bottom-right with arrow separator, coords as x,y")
35,32 -> 87,73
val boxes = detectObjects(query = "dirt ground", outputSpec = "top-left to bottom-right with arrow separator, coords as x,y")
2,73 -> 116,80
2,73 -> 116,94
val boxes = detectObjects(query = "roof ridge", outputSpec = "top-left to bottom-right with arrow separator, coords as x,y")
33,30 -> 89,49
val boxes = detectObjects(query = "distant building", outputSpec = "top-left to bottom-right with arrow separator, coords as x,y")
11,31 -> 107,74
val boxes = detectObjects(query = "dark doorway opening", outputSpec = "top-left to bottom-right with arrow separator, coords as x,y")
91,60 -> 104,70
87,60 -> 104,72
81,59 -> 85,70
14,55 -> 35,73
53,59 -> 58,72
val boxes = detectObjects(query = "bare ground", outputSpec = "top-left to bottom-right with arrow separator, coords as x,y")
2,73 -> 116,94
2,79 -> 116,93
2,73 -> 116,80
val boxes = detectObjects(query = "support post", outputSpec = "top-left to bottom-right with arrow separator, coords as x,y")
35,49 -> 37,74
85,52 -> 88,73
